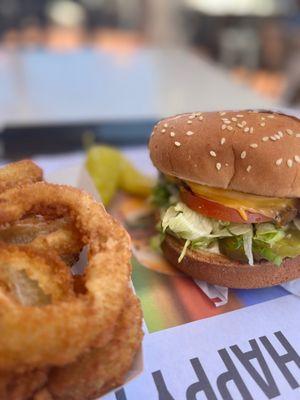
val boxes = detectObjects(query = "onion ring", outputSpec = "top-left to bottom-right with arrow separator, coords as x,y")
0,369 -> 49,400
0,216 -> 83,266
0,161 -> 83,265
0,243 -> 74,399
0,244 -> 74,306
0,182 -> 131,371
33,389 -> 54,400
35,290 -> 143,400
0,160 -> 43,193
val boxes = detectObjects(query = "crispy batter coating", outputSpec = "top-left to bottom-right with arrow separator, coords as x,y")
0,244 -> 74,306
33,389 -> 54,400
0,161 -> 43,193
0,369 -> 49,400
0,216 -> 83,266
37,290 -> 143,400
0,183 -> 132,371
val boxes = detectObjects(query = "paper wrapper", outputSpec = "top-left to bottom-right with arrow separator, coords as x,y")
194,281 -> 229,307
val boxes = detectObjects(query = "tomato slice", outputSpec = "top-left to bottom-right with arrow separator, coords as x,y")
180,189 -> 272,224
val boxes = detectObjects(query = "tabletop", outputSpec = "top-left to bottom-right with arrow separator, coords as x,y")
0,47 -> 275,128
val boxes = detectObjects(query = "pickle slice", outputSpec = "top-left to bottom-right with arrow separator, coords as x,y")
86,146 -> 121,205
86,145 -> 154,205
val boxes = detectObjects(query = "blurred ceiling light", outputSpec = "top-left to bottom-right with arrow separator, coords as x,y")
47,0 -> 86,27
186,0 -> 287,16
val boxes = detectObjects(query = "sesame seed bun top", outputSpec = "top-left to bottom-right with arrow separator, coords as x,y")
148,110 -> 300,198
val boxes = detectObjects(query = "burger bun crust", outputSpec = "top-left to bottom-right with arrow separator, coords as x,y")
149,110 -> 300,197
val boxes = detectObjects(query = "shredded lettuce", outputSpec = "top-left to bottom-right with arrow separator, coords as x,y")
255,223 -> 285,245
253,241 -> 283,266
243,228 -> 254,266
178,240 -> 191,262
162,202 -> 213,240
160,201 -> 300,266
192,239 -> 220,254
162,202 -> 254,263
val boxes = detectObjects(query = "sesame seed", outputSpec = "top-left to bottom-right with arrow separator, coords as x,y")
241,151 -> 246,159
236,114 -> 244,118
237,123 -> 243,128
186,131 -> 194,136
161,129 -> 166,133
221,138 -> 226,145
295,155 -> 300,163
274,134 -> 281,140
216,163 -> 221,171
262,136 -> 269,142
163,123 -> 168,128
222,124 -> 227,130
287,159 -> 293,168
260,122 -> 266,127
227,126 -> 233,131
241,121 -> 247,127
249,127 -> 254,133
187,120 -> 192,125
188,115 -> 195,120
267,115 -> 275,119
261,117 -> 266,120
250,143 -> 258,148
220,112 -> 226,116
224,120 -> 231,125
246,165 -> 252,172
170,131 -> 175,137
276,158 -> 283,166
210,150 -> 217,157
244,127 -> 250,133
278,131 -> 283,137
198,116 -> 204,121
151,131 -> 155,137
270,136 -> 277,141
286,129 -> 294,135
174,141 -> 181,147
225,163 -> 229,167
231,117 -> 237,122
296,134 -> 300,138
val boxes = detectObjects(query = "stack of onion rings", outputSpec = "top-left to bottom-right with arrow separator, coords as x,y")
0,165 -> 143,399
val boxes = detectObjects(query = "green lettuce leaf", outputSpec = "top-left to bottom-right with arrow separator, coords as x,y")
253,240 -> 283,266
255,223 -> 285,245
159,201 -> 300,266
151,178 -> 178,208
271,228 -> 300,258
162,202 -> 213,241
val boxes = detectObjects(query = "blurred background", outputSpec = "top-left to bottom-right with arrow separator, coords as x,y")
0,0 -> 300,158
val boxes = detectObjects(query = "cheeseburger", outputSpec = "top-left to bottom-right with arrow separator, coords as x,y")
149,110 -> 300,288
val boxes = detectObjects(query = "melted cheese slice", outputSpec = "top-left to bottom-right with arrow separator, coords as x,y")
186,181 -> 296,220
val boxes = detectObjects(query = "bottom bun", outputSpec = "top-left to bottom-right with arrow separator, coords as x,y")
162,234 -> 300,288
